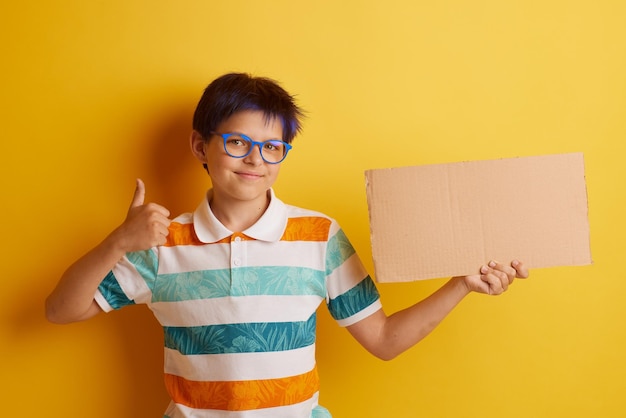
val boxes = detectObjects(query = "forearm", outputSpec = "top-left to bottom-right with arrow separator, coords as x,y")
381,277 -> 469,358
45,231 -> 127,324
348,260 -> 528,360
349,277 -> 470,360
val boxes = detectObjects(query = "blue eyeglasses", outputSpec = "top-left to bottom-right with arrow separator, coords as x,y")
210,132 -> 292,164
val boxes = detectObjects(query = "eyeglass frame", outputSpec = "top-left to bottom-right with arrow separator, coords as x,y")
209,131 -> 292,164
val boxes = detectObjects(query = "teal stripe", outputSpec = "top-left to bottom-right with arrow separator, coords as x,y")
164,314 -> 317,355
98,271 -> 135,309
153,266 -> 325,302
326,229 -> 356,274
127,250 -> 158,290
312,405 -> 332,418
327,276 -> 380,321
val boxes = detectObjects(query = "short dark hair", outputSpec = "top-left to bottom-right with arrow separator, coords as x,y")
192,72 -> 304,143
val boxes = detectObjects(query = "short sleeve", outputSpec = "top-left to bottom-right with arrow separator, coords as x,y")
94,249 -> 159,312
325,228 -> 381,327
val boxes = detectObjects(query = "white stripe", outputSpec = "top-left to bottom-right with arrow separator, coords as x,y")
151,294 -> 323,327
164,344 -> 316,381
93,291 -> 113,312
159,243 -> 231,273
158,240 -> 328,275
246,240 -> 326,270
165,392 -> 320,418
326,252 -> 369,298
112,256 -> 154,303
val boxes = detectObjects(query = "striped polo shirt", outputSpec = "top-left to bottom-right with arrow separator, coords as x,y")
94,189 -> 382,417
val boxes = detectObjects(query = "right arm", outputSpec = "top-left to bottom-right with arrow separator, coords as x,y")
45,179 -> 171,324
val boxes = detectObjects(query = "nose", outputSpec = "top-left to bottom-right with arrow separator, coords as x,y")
243,144 -> 264,165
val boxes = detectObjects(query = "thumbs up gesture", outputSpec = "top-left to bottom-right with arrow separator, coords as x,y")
113,179 -> 171,252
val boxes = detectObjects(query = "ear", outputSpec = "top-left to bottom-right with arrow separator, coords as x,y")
190,130 -> 208,164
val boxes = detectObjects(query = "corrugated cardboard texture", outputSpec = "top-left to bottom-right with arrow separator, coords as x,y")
365,153 -> 592,282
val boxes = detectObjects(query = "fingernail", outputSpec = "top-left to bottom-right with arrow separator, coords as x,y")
480,265 -> 488,274
488,260 -> 496,268
512,260 -> 519,267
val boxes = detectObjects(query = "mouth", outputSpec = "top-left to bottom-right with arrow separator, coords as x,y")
235,171 -> 264,180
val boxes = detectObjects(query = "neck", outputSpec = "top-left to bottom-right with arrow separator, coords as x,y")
209,190 -> 271,232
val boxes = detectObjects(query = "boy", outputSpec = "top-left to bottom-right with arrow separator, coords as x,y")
46,72 -> 529,418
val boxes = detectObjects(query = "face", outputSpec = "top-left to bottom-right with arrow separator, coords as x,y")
190,110 -> 284,209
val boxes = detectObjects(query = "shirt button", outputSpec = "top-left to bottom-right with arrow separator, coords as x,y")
233,259 -> 241,266
234,236 -> 242,242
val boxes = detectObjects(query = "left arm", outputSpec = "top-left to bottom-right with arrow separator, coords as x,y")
346,260 -> 529,360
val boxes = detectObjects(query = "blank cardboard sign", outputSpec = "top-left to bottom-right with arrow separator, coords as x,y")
365,153 -> 592,282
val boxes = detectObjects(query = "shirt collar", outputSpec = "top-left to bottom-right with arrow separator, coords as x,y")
193,188 -> 288,243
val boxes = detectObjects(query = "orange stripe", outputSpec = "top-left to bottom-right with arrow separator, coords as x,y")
281,217 -> 331,242
164,223 -> 240,246
164,222 -> 203,247
165,216 -> 330,246
165,367 -> 320,411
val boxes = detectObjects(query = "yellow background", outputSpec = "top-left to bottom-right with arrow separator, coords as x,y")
1,1 -> 625,417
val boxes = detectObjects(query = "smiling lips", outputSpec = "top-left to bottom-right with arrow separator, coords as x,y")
236,171 -> 263,180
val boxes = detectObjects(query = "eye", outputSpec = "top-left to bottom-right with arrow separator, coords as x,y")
227,136 -> 248,147
263,140 -> 284,153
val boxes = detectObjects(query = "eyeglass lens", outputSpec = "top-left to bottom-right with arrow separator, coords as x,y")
224,134 -> 287,163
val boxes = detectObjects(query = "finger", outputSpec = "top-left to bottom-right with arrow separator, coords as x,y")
144,202 -> 171,219
155,225 -> 170,246
465,273 -> 491,294
480,265 -> 506,295
489,260 -> 516,280
484,274 -> 504,295
150,209 -> 172,232
511,260 -> 530,279
130,178 -> 146,209
482,260 -> 515,288
155,214 -> 172,231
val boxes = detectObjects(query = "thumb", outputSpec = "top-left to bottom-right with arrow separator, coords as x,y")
130,178 -> 145,209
